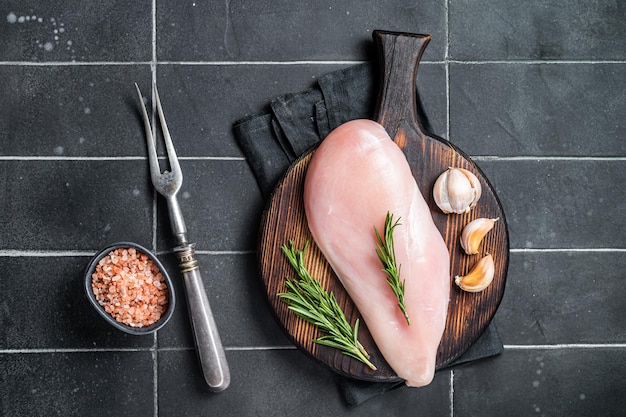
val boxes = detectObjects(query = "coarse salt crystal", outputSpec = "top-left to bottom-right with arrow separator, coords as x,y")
91,247 -> 169,328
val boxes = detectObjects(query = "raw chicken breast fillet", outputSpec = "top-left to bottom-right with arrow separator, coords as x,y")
303,119 -> 450,387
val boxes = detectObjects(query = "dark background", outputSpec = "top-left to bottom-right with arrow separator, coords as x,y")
1,1 -> 624,416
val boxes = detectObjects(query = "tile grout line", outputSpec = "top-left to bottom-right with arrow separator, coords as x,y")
445,59 -> 450,140
503,344 -> 626,349
1,60 -> 625,66
448,59 -> 626,65
449,370 -> 454,417
445,0 -> 451,144
153,349 -> 159,417
0,156 -> 246,161
0,156 -> 146,161
471,156 -> 626,161
151,1 -> 159,416
159,59 -> 626,65
152,332 -> 158,414
509,248 -> 626,253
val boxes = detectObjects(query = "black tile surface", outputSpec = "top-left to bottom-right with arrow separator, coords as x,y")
449,0 -> 626,60
450,63 -> 626,156
156,0 -> 446,62
496,252 -> 625,345
155,159 -> 263,252
1,0 -> 624,416
0,1 -> 152,62
0,351 -> 154,417
0,160 -> 153,250
0,256 -> 155,350
158,349 -> 452,416
0,65 -> 152,157
477,159 -> 625,249
453,348 -> 625,416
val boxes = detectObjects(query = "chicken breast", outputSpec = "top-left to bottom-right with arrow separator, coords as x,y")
303,119 -> 450,387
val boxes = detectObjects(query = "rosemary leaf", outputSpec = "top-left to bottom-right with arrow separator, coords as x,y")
278,241 -> 377,371
375,212 -> 410,325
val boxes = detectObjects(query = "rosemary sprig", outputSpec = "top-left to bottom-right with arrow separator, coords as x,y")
374,212 -> 410,325
278,240 -> 377,370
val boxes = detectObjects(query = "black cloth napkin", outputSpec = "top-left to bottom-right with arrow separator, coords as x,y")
233,63 -> 503,406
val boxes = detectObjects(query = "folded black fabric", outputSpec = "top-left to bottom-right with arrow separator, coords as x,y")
233,62 -> 503,406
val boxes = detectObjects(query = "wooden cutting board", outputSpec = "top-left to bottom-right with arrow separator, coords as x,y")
258,30 -> 509,382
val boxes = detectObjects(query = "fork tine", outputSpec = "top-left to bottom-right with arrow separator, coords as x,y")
134,83 -> 161,181
153,83 -> 182,177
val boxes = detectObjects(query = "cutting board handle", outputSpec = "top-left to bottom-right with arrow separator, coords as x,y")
373,30 -> 431,141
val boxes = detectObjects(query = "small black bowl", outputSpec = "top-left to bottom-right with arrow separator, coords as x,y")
84,242 -> 175,335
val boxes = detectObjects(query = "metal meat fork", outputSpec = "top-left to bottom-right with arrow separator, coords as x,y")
135,83 -> 230,392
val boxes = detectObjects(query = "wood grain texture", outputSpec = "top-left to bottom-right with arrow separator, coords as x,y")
258,31 -> 509,383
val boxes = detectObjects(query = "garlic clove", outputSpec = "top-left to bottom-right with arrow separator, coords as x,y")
460,217 -> 499,255
455,254 -> 495,293
456,168 -> 482,209
433,167 -> 481,214
446,168 -> 475,213
432,171 -> 453,213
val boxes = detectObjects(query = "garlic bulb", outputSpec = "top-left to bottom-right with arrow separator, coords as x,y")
460,217 -> 499,255
433,167 -> 482,214
455,254 -> 495,293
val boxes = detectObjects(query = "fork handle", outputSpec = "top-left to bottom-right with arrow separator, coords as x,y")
176,246 -> 231,392
167,196 -> 188,245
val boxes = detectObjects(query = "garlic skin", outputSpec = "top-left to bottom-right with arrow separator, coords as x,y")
460,217 -> 499,255
433,168 -> 482,214
455,254 -> 495,293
